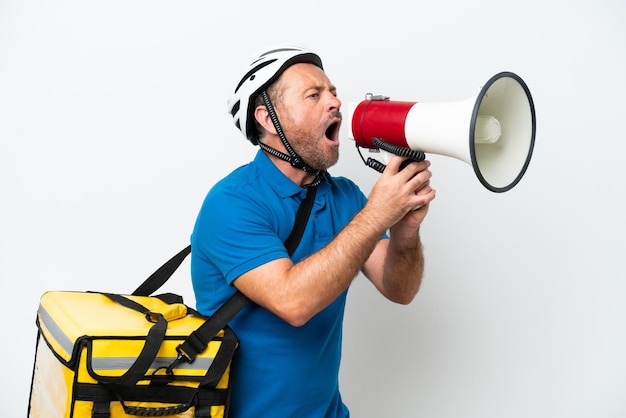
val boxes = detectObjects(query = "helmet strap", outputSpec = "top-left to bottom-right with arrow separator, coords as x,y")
260,90 -> 321,186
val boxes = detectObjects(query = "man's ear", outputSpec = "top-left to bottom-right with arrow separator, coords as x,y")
254,105 -> 278,136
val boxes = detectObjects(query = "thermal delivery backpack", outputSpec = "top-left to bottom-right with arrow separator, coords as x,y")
27,246 -> 243,418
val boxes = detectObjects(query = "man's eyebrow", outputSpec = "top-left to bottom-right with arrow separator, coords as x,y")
308,83 -> 337,92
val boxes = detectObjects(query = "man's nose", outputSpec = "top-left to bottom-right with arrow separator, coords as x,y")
328,94 -> 341,111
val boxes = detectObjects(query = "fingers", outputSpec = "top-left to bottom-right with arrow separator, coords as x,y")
414,185 -> 436,207
393,158 -> 432,191
366,156 -> 435,228
383,155 -> 435,210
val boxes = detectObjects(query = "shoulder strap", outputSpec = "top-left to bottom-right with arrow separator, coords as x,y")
283,185 -> 317,253
132,185 -> 318,363
132,245 -> 192,296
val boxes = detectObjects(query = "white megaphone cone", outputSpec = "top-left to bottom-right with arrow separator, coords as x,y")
348,72 -> 536,192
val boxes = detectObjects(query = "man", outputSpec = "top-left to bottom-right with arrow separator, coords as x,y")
190,44 -> 436,417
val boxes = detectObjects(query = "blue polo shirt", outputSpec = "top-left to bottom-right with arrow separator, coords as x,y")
191,150 -> 368,418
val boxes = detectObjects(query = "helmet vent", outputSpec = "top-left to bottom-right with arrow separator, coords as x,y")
229,100 -> 240,117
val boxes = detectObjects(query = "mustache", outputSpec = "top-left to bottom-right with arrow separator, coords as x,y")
331,110 -> 342,120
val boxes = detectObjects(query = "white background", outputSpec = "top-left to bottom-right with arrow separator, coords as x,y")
2,1 -> 625,416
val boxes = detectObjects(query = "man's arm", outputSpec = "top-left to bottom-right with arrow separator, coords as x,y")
362,220 -> 427,305
233,156 -> 435,326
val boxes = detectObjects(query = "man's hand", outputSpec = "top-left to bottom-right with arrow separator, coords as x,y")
364,155 -> 436,234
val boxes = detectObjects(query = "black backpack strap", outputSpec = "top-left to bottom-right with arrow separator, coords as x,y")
283,185 -> 317,254
130,185 -> 318,361
176,186 -> 318,361
132,246 -> 191,296
96,293 -> 169,386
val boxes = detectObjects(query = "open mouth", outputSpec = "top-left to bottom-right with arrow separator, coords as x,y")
325,120 -> 341,143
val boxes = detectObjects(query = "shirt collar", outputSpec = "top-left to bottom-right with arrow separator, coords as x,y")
253,149 -> 330,199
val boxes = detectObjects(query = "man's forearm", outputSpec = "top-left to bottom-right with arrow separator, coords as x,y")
277,208 -> 388,323
381,230 -> 424,304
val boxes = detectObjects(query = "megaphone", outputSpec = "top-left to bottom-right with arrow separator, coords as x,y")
348,72 -> 536,192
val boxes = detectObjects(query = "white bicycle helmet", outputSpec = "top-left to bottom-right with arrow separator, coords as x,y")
227,44 -> 324,145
